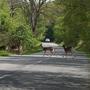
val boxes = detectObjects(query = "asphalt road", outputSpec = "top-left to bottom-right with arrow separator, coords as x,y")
0,48 -> 90,90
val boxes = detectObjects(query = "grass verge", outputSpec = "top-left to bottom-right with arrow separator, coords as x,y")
0,50 -> 10,56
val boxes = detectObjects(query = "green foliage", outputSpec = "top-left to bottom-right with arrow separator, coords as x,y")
0,50 -> 9,56
54,16 -> 64,43
0,0 -> 90,55
80,27 -> 90,52
62,0 -> 87,46
9,25 -> 26,47
0,0 -> 40,54
55,0 -> 89,48
0,0 -> 10,47
44,24 -> 55,42
54,0 -> 90,54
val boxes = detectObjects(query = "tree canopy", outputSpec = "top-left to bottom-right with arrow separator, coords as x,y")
0,0 -> 90,55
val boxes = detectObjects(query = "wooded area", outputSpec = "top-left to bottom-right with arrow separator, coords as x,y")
0,0 -> 90,55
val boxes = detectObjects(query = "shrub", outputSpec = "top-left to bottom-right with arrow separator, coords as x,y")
0,50 -> 9,56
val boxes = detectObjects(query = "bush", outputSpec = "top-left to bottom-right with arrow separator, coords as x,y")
0,50 -> 9,56
23,46 -> 42,55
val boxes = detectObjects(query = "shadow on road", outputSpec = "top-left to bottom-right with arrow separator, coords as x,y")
0,71 -> 90,90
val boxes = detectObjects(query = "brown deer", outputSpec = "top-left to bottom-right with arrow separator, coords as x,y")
41,43 -> 54,55
42,47 -> 54,55
62,45 -> 72,55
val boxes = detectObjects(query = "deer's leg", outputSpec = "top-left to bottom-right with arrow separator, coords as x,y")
65,51 -> 68,57
43,50 -> 46,56
70,49 -> 75,59
51,48 -> 54,55
52,48 -> 55,55
50,50 -> 53,56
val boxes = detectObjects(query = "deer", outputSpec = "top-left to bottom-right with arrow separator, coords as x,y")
42,47 -> 54,55
62,45 -> 72,55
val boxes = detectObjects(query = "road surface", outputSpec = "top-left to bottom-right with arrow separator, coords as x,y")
0,48 -> 90,90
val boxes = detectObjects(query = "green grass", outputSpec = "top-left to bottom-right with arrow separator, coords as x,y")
0,50 -> 10,56
23,47 -> 42,55
76,47 -> 90,59
85,52 -> 90,58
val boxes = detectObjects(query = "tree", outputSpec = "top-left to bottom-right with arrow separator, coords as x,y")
57,0 -> 88,47
0,0 -> 10,49
21,0 -> 47,33
44,23 -> 55,42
